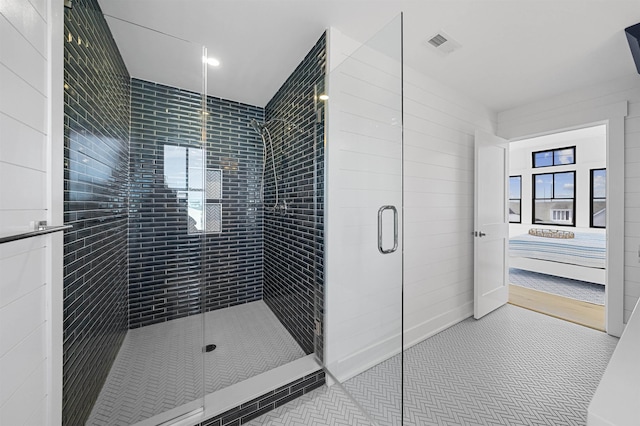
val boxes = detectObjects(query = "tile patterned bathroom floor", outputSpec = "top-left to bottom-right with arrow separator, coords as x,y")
89,304 -> 616,426
257,305 -> 617,426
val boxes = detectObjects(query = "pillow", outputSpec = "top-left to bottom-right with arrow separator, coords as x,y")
528,228 -> 574,239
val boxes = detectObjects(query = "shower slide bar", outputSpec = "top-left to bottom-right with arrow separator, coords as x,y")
0,221 -> 72,245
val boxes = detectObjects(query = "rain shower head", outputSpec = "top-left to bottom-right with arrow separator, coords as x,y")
250,119 -> 263,134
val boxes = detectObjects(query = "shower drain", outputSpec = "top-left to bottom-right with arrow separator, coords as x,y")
204,344 -> 217,353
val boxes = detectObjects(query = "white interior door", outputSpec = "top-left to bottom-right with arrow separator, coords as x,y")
474,130 -> 509,319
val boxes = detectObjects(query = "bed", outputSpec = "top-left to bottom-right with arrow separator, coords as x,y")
509,230 -> 606,285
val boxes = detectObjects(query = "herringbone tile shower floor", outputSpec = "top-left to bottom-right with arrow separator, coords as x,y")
249,305 -> 617,426
87,301 -> 306,425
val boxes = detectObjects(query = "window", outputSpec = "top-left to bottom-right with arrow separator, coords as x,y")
591,168 -> 606,228
509,176 -> 522,223
533,146 -> 575,168
163,145 -> 187,189
164,145 -> 222,234
533,171 -> 575,226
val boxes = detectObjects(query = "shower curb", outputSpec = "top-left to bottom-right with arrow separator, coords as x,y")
198,369 -> 325,426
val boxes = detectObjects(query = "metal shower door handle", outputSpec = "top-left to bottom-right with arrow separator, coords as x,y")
378,205 -> 398,254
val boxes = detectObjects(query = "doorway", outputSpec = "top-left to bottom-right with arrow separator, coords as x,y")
506,125 -> 607,331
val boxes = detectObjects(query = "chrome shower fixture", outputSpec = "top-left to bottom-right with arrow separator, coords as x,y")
250,117 -> 303,213
250,118 -> 280,210
250,118 -> 263,134
250,118 -> 302,134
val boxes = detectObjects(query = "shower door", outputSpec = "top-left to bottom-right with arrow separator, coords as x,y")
112,17 -> 209,425
324,14 -> 404,425
66,5 -> 209,424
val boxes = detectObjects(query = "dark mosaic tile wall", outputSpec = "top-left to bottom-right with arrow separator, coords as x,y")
263,33 -> 326,357
203,96 -> 265,312
62,0 -> 130,424
198,370 -> 325,426
129,79 -> 264,328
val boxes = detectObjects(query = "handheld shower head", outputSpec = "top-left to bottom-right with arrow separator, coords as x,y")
250,119 -> 263,134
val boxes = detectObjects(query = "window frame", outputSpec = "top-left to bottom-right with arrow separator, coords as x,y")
532,145 -> 576,168
590,168 -> 606,229
532,170 -> 576,227
509,175 -> 522,224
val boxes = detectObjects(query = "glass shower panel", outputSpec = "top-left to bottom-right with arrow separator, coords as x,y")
324,14 -> 403,426
197,28 -> 327,423
89,13 -> 207,425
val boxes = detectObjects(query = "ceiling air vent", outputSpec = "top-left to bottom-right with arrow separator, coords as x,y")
428,34 -> 448,48
424,31 -> 461,55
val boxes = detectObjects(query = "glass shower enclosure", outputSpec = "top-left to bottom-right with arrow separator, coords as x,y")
63,1 -> 324,425
324,13 -> 404,426
64,11 -> 210,425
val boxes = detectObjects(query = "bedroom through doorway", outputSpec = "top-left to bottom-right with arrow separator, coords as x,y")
506,125 -> 607,331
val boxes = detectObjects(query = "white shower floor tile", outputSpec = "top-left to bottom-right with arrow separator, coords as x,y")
87,300 -> 306,426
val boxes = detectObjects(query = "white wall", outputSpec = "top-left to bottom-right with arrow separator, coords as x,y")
0,0 -> 63,424
498,73 -> 640,326
402,59 -> 496,348
325,23 -> 497,381
509,125 -> 606,232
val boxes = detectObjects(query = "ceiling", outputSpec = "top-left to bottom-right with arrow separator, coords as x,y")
97,0 -> 640,112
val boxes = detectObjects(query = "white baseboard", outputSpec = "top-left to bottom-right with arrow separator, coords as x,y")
326,333 -> 401,383
403,302 -> 473,350
327,304 -> 473,383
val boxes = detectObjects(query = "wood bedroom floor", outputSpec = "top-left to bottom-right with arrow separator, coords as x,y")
508,284 -> 605,332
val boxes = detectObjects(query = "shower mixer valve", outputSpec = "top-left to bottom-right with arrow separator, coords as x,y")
274,200 -> 288,214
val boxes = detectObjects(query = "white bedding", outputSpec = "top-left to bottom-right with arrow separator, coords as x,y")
509,232 -> 606,269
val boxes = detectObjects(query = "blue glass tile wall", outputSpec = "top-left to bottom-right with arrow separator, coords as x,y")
62,0 -> 130,424
129,80 -> 265,327
263,33 -> 326,357
128,79 -> 207,327
203,96 -> 265,313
